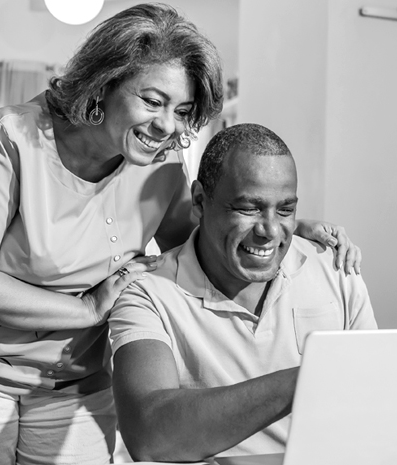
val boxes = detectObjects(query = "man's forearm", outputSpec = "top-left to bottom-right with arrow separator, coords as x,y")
116,367 -> 298,462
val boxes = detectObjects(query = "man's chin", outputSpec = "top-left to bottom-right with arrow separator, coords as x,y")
236,266 -> 279,284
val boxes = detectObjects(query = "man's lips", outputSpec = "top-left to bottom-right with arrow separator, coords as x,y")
240,244 -> 275,257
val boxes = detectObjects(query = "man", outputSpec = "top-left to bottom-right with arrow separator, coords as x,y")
109,124 -> 377,462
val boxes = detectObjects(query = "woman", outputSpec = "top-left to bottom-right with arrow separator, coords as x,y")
0,3 -> 360,464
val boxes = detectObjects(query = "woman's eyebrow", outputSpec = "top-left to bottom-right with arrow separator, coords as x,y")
140,87 -> 194,105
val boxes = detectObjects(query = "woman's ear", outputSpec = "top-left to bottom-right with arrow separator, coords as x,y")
191,180 -> 207,220
97,86 -> 106,101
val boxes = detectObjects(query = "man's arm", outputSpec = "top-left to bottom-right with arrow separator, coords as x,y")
113,339 -> 298,462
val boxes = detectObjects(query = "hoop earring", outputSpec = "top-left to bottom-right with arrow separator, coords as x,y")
89,96 -> 105,125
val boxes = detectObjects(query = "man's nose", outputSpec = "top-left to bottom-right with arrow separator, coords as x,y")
253,215 -> 279,240
152,109 -> 176,136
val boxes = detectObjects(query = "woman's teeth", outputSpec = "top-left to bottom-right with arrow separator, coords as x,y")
135,131 -> 162,149
242,245 -> 274,257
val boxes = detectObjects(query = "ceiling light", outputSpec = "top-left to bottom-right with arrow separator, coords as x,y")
44,0 -> 105,25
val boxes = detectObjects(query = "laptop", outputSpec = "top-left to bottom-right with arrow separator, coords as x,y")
283,329 -> 397,465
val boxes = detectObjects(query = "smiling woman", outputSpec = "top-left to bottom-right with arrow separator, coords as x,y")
0,3 -> 223,465
98,62 -> 196,166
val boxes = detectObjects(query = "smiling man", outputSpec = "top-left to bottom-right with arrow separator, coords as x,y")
109,124 -> 377,462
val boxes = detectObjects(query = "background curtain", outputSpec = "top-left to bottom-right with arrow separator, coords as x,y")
0,60 -> 60,106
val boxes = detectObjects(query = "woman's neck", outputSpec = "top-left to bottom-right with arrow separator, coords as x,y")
52,113 -> 123,183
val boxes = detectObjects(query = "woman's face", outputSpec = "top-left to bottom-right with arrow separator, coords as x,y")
100,63 -> 195,166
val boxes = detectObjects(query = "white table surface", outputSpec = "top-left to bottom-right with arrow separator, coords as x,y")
116,454 -> 285,465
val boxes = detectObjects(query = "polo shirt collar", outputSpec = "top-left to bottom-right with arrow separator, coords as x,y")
279,238 -> 308,278
176,228 -> 243,313
176,228 -> 307,312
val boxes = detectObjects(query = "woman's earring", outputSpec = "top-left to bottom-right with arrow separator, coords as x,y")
89,96 -> 105,125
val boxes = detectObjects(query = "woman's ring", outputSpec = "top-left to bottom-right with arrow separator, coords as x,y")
118,267 -> 130,277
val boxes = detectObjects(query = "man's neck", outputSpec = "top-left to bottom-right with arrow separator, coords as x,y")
233,280 -> 273,316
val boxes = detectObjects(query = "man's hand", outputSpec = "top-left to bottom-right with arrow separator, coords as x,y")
294,219 -> 361,275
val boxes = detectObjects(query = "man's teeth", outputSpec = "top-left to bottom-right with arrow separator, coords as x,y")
242,245 -> 274,257
135,132 -> 162,149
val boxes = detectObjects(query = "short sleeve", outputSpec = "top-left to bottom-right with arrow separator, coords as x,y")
108,281 -> 172,355
0,122 -> 20,241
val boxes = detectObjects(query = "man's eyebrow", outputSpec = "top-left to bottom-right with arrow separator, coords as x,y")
281,196 -> 299,204
233,195 -> 298,204
140,87 -> 195,105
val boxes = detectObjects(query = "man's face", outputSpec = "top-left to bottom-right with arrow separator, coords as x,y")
194,148 -> 298,295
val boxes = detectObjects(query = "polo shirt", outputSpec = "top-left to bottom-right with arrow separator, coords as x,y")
0,92 -> 194,395
109,228 -> 377,455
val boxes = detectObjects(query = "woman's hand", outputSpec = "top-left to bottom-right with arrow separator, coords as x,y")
82,255 -> 160,326
294,219 -> 361,275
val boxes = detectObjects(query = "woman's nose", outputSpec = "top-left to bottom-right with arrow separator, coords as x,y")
152,109 -> 176,136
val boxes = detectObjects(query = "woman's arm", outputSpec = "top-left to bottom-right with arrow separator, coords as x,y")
0,124 -> 159,331
294,219 -> 361,275
0,256 -> 157,331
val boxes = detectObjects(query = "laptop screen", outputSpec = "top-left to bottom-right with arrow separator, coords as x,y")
283,330 -> 397,465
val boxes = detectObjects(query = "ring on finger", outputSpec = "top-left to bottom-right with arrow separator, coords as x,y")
117,266 -> 130,277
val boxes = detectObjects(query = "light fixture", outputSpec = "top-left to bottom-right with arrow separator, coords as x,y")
44,0 -> 105,25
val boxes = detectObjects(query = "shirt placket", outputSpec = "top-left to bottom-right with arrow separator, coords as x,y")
103,187 -> 125,273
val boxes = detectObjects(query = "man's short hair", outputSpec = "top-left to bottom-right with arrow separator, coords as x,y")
197,123 -> 292,199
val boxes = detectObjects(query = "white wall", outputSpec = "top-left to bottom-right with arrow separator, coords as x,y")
238,0 -> 397,328
0,0 -> 239,81
324,0 -> 397,329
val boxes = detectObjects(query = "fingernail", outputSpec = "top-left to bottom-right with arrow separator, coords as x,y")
136,273 -> 147,280
148,263 -> 157,268
327,239 -> 337,247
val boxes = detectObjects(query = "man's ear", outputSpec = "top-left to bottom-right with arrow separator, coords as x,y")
191,180 -> 207,220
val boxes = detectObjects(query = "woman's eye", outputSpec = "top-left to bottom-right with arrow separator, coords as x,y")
143,97 -> 161,107
175,109 -> 191,119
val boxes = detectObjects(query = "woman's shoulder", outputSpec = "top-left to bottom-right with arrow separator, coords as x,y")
0,92 -> 51,136
0,91 -> 48,116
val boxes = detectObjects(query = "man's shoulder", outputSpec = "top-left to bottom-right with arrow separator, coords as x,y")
132,231 -> 204,303
289,236 -> 336,270
147,244 -> 183,283
291,235 -> 330,256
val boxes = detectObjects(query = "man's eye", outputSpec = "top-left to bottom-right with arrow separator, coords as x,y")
238,208 -> 259,215
279,208 -> 295,217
